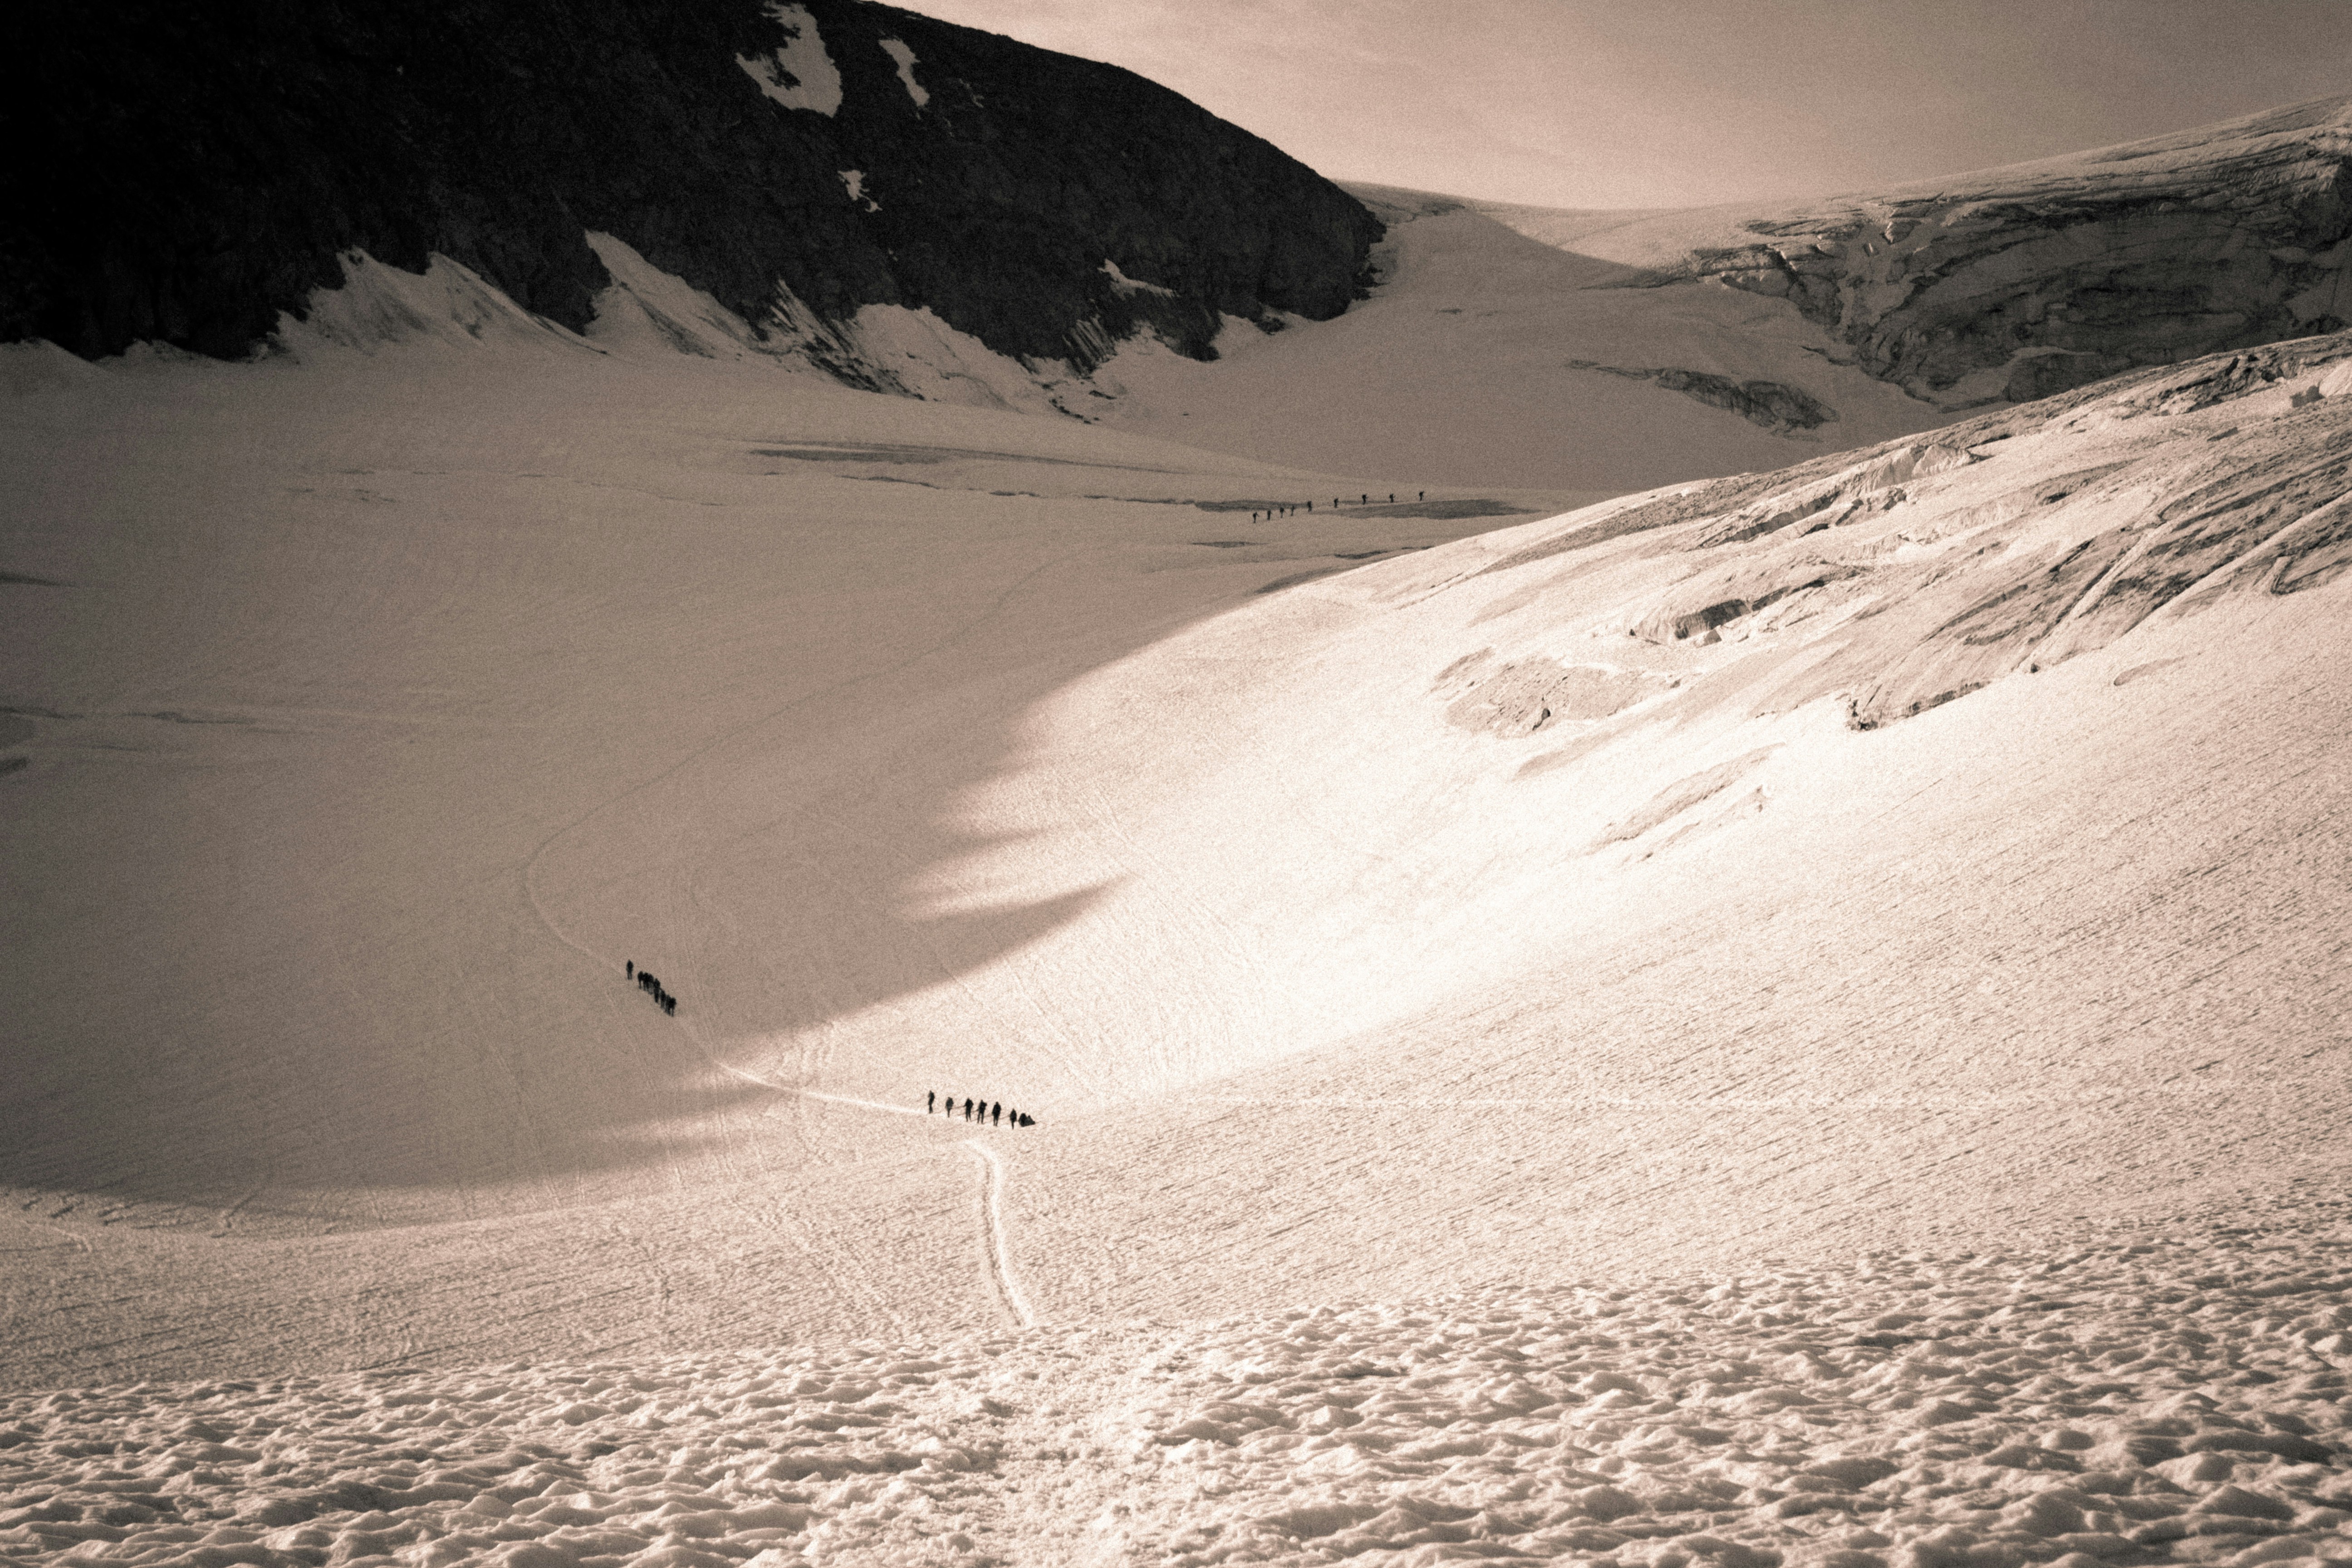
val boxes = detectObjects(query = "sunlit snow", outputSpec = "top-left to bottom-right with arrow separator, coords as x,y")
3,182 -> 2348,1564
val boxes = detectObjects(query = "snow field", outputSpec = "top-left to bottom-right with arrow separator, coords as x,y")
4,1210 -> 2347,1565
4,285 -> 2348,1568
0,343 -> 1543,1387
990,571 -> 2352,1325
6,328 -> 2349,1398
1089,191 -> 1945,491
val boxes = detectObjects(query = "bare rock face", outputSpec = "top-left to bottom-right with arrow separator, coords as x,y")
1640,98 -> 2352,410
1568,361 -> 1839,434
7,0 -> 1381,372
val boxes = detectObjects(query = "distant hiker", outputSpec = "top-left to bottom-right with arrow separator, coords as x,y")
1019,1113 -> 1034,1127
991,1103 -> 1002,1126
1361,493 -> 1368,505
626,960 -> 634,980
964,1097 -> 974,1121
1418,491 -> 1425,501
928,1090 -> 936,1113
1306,500 -> 1312,512
1388,493 -> 1395,504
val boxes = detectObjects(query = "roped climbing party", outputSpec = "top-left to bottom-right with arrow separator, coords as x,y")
928,1089 -> 1034,1127
626,960 -> 676,1016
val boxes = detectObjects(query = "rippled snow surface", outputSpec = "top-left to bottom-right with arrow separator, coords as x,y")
7,1209 -> 2347,1566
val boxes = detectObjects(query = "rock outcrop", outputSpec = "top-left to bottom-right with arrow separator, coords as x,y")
1568,361 -> 1840,434
1636,98 -> 2352,409
7,0 -> 1381,377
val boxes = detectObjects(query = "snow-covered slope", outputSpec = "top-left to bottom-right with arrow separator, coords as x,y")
1094,98 -> 2351,490
0,332 -> 1582,1391
6,318 -> 2347,1406
1088,189 -> 1948,492
36,77 -> 2343,505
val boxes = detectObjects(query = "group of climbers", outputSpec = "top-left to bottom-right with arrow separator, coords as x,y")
930,1091 -> 1032,1127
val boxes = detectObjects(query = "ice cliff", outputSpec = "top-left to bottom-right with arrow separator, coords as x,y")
1575,97 -> 2352,411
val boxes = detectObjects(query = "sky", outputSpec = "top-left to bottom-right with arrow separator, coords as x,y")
896,0 -> 2352,210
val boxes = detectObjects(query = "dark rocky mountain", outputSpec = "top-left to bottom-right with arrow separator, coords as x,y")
9,0 -> 1382,372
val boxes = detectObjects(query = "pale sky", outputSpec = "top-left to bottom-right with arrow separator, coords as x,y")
895,0 -> 2352,209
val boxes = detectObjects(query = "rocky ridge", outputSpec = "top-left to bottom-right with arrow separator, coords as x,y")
7,0 -> 1380,383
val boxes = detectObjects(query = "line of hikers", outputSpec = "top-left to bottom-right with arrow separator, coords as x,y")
1247,491 -> 1426,524
931,1090 -> 1032,1127
626,960 -> 676,1016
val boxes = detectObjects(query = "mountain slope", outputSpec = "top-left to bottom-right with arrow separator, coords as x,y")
1087,186 -> 1951,491
1491,95 -> 2352,408
4,321 -> 2345,1388
1089,99 -> 2352,489
6,0 -> 1378,374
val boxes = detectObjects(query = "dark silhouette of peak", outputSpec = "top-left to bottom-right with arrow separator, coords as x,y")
7,0 -> 1383,372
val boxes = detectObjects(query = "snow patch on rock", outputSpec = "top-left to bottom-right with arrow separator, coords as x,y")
878,37 -> 929,108
1102,259 -> 1177,299
735,1 -> 842,116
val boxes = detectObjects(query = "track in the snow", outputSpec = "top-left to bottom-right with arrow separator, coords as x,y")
965,1138 -> 1038,1328
705,1056 -> 1038,1327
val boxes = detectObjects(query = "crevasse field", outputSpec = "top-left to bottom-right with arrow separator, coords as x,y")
3,223 -> 2349,1563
